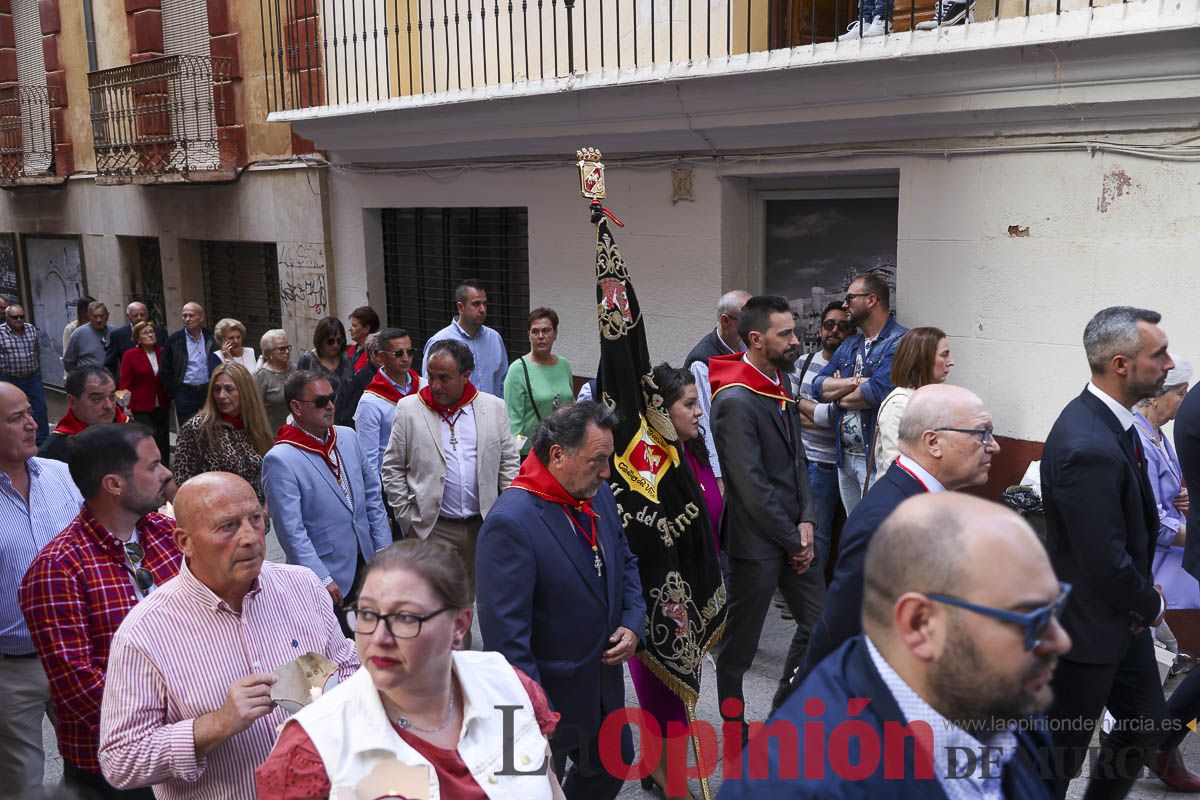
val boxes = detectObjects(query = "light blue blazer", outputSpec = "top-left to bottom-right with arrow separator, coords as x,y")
262,425 -> 391,593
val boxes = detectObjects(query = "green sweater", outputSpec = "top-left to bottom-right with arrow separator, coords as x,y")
504,355 -> 575,454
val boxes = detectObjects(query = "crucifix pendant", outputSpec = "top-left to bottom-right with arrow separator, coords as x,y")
593,550 -> 603,577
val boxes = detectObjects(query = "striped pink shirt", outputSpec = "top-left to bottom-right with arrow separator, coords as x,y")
98,560 -> 358,800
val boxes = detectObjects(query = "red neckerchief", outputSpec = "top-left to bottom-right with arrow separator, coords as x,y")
708,352 -> 791,412
220,413 -> 245,430
510,452 -> 602,567
274,423 -> 340,480
418,381 -> 478,420
53,406 -> 129,436
893,457 -> 931,492
364,369 -> 420,404
348,345 -> 368,373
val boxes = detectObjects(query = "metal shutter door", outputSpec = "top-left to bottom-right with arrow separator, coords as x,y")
201,241 -> 282,351
381,207 -> 530,371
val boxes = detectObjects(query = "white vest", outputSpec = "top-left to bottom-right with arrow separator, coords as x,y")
293,650 -> 554,800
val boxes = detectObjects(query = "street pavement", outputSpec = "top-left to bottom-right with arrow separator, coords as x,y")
35,519 -> 1197,799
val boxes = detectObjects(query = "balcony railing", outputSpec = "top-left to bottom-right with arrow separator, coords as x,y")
0,85 -> 61,183
88,54 -> 234,183
260,0 -> 1145,111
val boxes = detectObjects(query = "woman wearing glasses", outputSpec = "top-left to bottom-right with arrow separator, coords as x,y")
172,363 -> 275,503
256,539 -> 566,800
866,326 -> 955,490
503,308 -> 575,456
297,316 -> 355,398
255,329 -> 294,433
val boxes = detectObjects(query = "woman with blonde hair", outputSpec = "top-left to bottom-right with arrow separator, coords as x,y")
866,326 -> 954,489
173,362 -> 274,502
207,317 -> 258,374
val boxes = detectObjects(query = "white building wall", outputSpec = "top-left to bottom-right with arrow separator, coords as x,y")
329,145 -> 1200,445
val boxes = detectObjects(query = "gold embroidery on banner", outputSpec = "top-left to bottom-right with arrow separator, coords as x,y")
644,572 -> 726,682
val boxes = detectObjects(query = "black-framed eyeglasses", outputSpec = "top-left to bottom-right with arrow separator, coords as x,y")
390,348 -> 416,357
934,427 -> 996,446
843,292 -> 874,303
346,605 -> 454,639
821,319 -> 856,332
123,541 -> 155,593
7,314 -> 25,320
274,345 -> 292,352
926,582 -> 1071,651
297,393 -> 336,408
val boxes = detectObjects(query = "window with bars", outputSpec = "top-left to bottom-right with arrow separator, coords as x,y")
131,237 -> 167,329
381,208 -> 530,370
201,241 -> 282,349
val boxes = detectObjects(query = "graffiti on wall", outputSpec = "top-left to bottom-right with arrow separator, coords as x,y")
278,242 -> 329,351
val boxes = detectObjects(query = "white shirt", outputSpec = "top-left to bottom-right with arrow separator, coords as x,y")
439,403 -> 480,518
866,637 -> 1017,800
895,454 -> 947,493
1086,381 -> 1136,431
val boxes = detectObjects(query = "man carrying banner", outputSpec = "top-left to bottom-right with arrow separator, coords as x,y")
711,295 -> 823,733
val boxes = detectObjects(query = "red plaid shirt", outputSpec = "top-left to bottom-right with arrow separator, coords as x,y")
18,504 -> 181,773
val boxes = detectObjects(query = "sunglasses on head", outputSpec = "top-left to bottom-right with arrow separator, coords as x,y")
124,542 -> 155,593
821,319 -> 856,332
298,393 -> 337,408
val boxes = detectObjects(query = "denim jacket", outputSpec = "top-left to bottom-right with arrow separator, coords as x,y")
812,317 -> 908,465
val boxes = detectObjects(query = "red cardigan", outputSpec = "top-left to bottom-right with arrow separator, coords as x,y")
119,346 -> 171,413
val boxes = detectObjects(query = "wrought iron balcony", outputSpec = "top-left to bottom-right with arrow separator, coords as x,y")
87,54 -> 235,184
0,85 -> 61,185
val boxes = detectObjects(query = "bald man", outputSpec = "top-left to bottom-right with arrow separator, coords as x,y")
793,384 -> 1000,688
99,472 -> 358,800
160,302 -> 216,423
719,493 -> 1068,798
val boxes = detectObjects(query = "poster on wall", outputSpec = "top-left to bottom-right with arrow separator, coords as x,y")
763,195 -> 898,353
23,236 -> 86,388
0,234 -> 18,302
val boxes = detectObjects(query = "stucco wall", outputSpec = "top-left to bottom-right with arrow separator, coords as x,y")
327,145 -> 1200,446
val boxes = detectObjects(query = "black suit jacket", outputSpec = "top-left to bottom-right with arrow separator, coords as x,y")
106,324 -> 168,381
159,328 -> 216,397
1041,387 -> 1160,664
798,462 -> 925,679
712,375 -> 815,560
1174,384 -> 1200,582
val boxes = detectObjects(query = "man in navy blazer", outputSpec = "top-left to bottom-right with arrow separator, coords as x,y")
262,370 -> 391,611
1042,306 -> 1178,798
795,384 -> 999,686
719,493 -> 1067,799
477,402 -> 646,800
104,302 -> 167,382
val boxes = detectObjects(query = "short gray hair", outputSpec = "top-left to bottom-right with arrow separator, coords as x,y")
716,290 -> 751,321
531,401 -> 618,463
260,328 -> 288,354
362,332 -> 383,360
1083,306 -> 1161,374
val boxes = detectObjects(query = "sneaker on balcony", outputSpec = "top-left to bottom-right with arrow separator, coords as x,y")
838,15 -> 890,40
863,15 -> 891,35
916,0 -> 969,29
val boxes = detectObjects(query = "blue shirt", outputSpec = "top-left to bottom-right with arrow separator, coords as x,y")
183,329 -> 210,386
0,457 -> 84,654
422,318 -> 510,397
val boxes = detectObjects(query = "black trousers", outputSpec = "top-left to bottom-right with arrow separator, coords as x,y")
1163,663 -> 1200,752
551,713 -> 632,800
172,384 -> 207,426
716,553 -> 826,721
1045,630 -> 1168,800
63,759 -> 154,800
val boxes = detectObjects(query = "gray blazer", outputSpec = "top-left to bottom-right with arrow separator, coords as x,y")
712,376 -> 816,560
262,425 -> 391,592
380,392 -> 520,539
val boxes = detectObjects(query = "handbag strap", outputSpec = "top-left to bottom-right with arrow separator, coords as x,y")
798,349 -> 818,394
520,357 -> 542,421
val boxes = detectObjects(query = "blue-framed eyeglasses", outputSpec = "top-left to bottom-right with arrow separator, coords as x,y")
933,427 -> 996,446
925,582 -> 1071,651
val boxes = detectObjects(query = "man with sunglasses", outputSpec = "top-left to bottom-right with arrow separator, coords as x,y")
719,493 -> 1068,798
264,371 -> 391,618
0,303 -> 49,446
1041,306 -> 1190,797
354,328 -> 421,477
19,422 -> 179,798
